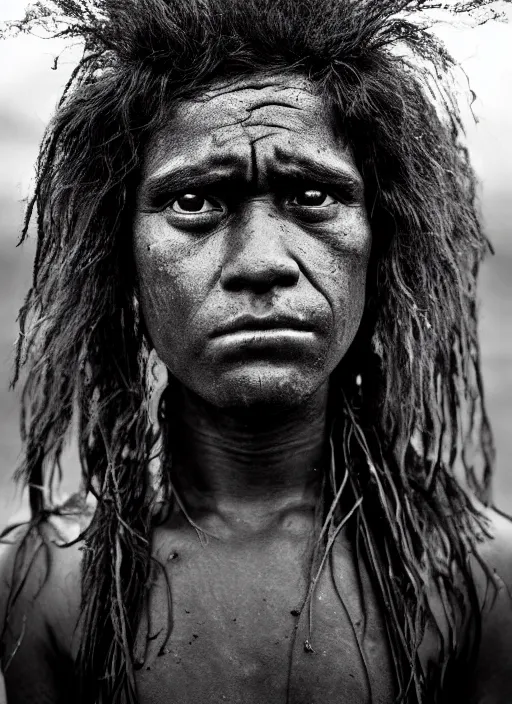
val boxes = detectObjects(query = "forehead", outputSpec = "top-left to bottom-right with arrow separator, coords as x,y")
142,73 -> 358,184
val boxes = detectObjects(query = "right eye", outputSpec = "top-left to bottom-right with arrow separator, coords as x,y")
170,193 -> 223,214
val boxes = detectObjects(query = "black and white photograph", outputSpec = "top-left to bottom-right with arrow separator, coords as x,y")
0,1 -> 512,702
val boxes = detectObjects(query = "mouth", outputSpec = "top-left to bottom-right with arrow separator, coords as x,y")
211,314 -> 316,338
209,314 -> 318,356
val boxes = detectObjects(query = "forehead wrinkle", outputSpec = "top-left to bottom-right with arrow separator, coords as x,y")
243,110 -> 316,133
152,76 -> 331,157
245,100 -> 304,113
193,80 -> 284,103
185,101 -> 310,139
209,129 -> 285,154
206,107 -> 302,157
187,86 -> 321,133
143,75 -> 356,192
250,139 -> 258,189
206,110 -> 310,144
193,75 -> 316,103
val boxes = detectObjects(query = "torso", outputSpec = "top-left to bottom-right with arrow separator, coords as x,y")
1,506 -> 466,704
133,515 -> 406,704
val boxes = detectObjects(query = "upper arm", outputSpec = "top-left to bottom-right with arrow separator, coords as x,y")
0,523 -> 82,704
463,508 -> 512,704
0,667 -> 6,704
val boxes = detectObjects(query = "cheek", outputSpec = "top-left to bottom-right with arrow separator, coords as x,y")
336,243 -> 370,331
295,218 -> 371,352
133,217 -> 220,353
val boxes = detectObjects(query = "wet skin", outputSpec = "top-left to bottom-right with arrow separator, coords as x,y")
130,72 -> 398,703
133,73 -> 371,412
3,73 -> 512,704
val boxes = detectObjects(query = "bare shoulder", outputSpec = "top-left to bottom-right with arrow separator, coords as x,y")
0,508 -> 85,703
0,509 -> 85,640
472,505 -> 512,612
463,505 -> 512,704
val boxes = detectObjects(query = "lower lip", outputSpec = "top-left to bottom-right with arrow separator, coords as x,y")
212,329 -> 316,348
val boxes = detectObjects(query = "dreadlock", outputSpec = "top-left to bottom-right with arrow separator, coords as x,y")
1,0 -> 509,701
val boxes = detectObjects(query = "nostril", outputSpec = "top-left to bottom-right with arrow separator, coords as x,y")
275,270 -> 300,288
221,264 -> 300,293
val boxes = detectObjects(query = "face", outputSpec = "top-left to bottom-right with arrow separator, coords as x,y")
133,73 -> 371,411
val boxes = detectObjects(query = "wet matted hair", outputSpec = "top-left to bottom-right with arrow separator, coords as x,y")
1,0 -> 510,702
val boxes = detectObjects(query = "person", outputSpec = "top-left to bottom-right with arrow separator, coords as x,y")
1,0 -> 512,702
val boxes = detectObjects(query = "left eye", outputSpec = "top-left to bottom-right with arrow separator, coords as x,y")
170,193 -> 222,214
290,190 -> 337,207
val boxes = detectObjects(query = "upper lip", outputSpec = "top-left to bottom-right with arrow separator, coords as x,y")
211,314 -> 315,337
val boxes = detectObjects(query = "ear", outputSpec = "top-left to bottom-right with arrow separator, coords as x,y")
146,348 -> 169,426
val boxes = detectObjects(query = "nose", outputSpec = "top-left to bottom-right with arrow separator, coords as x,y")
220,204 -> 300,293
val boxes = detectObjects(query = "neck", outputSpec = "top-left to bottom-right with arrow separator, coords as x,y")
166,384 -> 329,535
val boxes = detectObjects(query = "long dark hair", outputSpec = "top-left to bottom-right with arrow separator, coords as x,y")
2,0 -> 507,701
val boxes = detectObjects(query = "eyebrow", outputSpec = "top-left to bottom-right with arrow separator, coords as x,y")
139,159 -> 248,208
139,153 -> 364,209
269,157 -> 364,197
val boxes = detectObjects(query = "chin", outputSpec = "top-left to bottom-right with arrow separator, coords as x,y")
204,364 -> 323,412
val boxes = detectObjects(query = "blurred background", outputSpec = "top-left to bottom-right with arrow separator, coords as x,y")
0,2 -> 511,526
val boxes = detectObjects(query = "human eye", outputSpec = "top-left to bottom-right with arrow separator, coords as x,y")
169,193 -> 224,215
164,192 -> 226,230
289,188 -> 338,208
284,186 -> 342,224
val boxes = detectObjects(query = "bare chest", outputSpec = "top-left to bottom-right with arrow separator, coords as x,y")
134,529 -> 397,704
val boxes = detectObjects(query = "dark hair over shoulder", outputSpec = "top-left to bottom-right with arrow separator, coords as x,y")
2,1 -> 508,702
